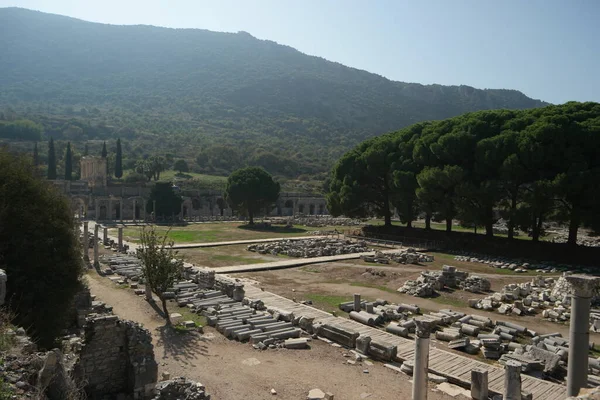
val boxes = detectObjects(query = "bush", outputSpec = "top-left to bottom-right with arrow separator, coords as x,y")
0,150 -> 84,348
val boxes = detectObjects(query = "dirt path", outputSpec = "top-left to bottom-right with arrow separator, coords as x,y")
85,270 -> 457,400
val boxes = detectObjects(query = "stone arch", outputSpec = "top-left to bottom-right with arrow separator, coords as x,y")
284,200 -> 293,208
318,204 -> 325,215
309,204 -> 315,215
298,204 -> 305,214
99,204 -> 108,220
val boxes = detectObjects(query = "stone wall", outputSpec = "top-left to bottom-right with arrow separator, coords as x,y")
79,315 -> 157,399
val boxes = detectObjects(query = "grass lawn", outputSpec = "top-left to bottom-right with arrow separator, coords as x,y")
112,222 -> 339,244
303,293 -> 354,314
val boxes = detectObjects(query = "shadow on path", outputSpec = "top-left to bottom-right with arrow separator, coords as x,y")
156,325 -> 209,368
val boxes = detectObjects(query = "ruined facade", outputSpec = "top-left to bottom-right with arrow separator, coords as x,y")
53,158 -> 328,221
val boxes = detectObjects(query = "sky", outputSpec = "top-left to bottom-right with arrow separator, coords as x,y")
1,0 -> 599,104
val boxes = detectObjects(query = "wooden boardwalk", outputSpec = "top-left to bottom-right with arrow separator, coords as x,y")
243,285 -> 566,400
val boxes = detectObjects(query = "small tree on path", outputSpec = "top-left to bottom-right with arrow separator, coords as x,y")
136,227 -> 183,325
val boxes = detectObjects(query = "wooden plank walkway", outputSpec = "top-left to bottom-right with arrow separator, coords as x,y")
243,285 -> 566,400
172,236 -> 326,249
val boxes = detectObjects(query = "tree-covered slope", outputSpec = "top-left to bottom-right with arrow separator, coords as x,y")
0,7 -> 548,177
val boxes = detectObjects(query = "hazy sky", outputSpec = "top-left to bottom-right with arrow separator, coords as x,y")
2,0 -> 599,104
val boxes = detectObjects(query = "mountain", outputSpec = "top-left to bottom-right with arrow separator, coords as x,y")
0,8 -> 548,178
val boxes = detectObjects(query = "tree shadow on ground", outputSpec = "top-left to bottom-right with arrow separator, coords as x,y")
156,324 -> 209,368
147,299 -> 166,319
237,224 -> 307,234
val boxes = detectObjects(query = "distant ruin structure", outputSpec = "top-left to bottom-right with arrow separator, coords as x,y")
51,158 -> 328,221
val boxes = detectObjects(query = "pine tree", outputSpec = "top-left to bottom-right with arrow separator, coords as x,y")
33,143 -> 39,166
47,138 -> 57,180
115,138 -> 123,178
64,142 -> 72,180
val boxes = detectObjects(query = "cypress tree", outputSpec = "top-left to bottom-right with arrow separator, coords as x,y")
83,143 -> 89,156
101,141 -> 108,175
33,142 -> 39,166
115,138 -> 123,178
65,142 -> 72,180
47,138 -> 57,179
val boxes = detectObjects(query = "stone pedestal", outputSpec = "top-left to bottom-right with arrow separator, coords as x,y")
118,227 -> 123,252
412,319 -> 434,400
471,368 -> 488,400
566,275 -> 599,396
232,284 -> 245,301
504,360 -> 522,400
0,269 -> 7,306
353,293 -> 361,312
83,221 -> 89,261
366,302 -> 374,314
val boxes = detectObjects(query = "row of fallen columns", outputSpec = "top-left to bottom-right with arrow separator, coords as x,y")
406,274 -> 599,399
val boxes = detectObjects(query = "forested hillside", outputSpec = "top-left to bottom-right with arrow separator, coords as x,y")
0,7 -> 547,178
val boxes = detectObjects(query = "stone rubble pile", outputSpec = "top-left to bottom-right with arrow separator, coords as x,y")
552,233 -> 600,247
361,248 -> 434,265
452,250 -> 598,275
468,274 -> 600,326
397,265 -> 490,297
247,238 -> 370,258
153,377 -> 211,400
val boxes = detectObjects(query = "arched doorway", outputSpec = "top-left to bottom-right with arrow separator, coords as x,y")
309,204 -> 315,215
298,204 -> 305,214
318,204 -> 325,215
99,205 -> 107,220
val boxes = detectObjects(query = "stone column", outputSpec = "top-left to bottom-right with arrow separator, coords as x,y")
0,269 -> 7,306
93,224 -> 99,268
412,319 -> 433,400
118,227 -> 123,252
82,221 -> 89,261
133,199 -> 137,222
366,302 -> 374,314
566,275 -> 599,397
471,368 -> 488,400
103,226 -> 108,244
353,293 -> 361,312
503,360 -> 522,400
108,199 -> 112,221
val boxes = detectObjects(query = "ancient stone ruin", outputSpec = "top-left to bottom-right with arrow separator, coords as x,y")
397,265 -> 491,297
361,248 -> 434,265
247,238 -> 370,257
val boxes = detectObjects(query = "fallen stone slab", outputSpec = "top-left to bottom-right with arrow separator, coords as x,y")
284,338 -> 309,349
